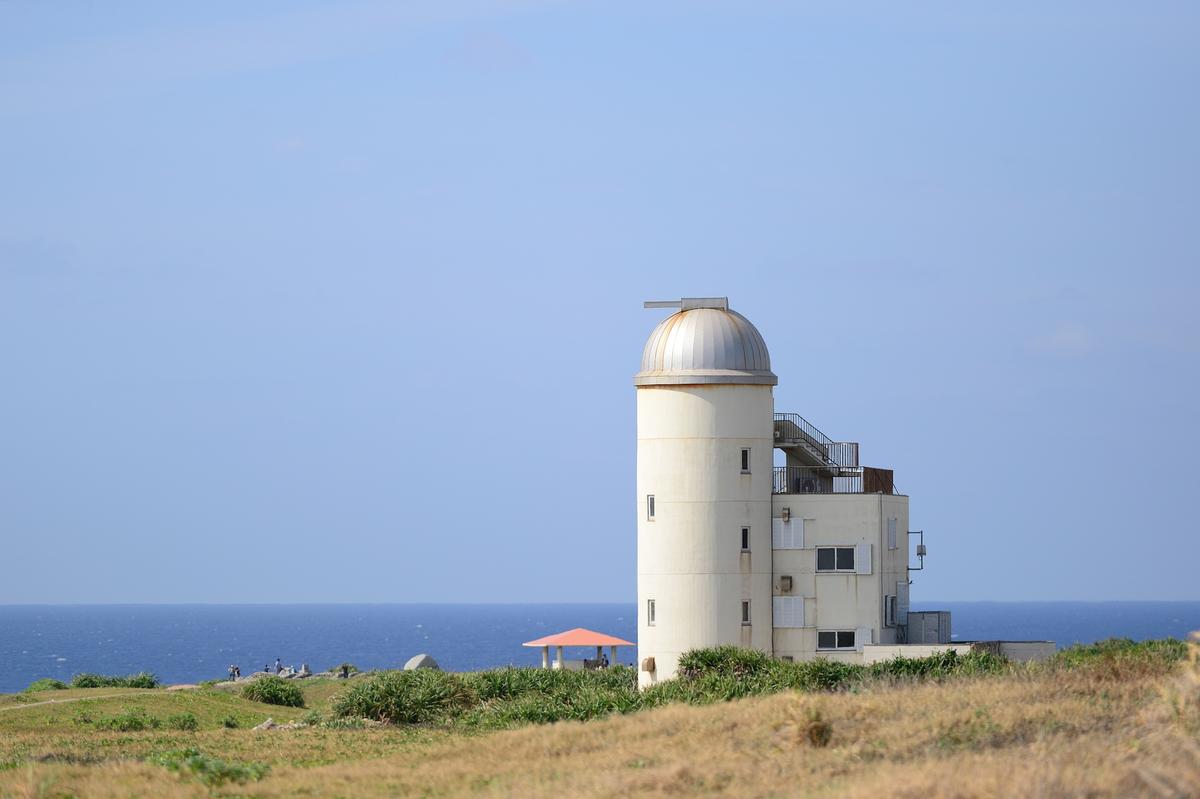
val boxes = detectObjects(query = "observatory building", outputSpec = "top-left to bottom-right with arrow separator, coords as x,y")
635,298 -> 923,686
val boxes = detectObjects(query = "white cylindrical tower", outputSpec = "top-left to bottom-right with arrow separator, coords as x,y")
635,298 -> 776,687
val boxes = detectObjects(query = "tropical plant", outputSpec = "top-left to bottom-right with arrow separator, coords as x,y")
241,676 -> 305,708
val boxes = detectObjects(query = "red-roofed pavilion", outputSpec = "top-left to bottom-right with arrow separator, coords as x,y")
522,627 -> 635,669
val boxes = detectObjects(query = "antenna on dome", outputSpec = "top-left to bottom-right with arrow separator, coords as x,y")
643,297 -> 728,311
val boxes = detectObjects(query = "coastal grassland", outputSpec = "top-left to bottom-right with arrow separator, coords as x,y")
0,637 -> 1196,798
0,678 -> 441,772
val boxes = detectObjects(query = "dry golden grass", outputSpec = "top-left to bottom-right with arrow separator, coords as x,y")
2,639 -> 1198,798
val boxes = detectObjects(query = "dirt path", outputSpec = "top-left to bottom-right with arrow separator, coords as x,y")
0,693 -> 138,712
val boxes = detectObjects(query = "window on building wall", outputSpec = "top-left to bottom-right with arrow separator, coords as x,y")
885,595 -> 897,627
646,495 -> 655,521
817,630 -> 856,650
741,600 -> 751,625
646,599 -> 656,626
779,655 -> 794,663
740,527 -> 750,552
816,546 -> 855,572
740,448 -> 751,473
887,518 -> 898,550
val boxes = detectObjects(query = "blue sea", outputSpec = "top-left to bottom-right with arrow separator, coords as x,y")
1,602 -> 1197,694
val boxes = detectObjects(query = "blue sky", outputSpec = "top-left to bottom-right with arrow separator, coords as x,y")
1,1 -> 1196,603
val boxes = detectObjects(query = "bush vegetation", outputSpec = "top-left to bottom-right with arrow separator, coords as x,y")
24,678 -> 68,693
93,708 -> 161,731
241,676 -> 305,708
70,672 -> 159,689
333,669 -> 475,723
331,645 -> 1010,729
155,747 -> 269,787
165,712 -> 199,731
1052,636 -> 1187,668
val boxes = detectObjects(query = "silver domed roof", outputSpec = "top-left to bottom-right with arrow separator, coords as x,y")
634,299 -> 777,386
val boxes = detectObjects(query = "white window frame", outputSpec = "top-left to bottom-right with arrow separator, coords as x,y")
740,448 -> 751,474
884,594 -> 897,627
646,494 -> 655,521
815,546 -> 856,573
887,518 -> 898,550
740,526 -> 750,552
816,629 -> 857,651
646,599 -> 656,626
741,599 -> 751,625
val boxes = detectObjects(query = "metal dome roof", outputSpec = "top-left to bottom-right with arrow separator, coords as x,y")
634,298 -> 777,386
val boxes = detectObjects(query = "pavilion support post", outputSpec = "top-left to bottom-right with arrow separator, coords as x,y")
610,645 -> 617,665
596,646 -> 602,662
556,646 -> 563,669
542,646 -> 549,669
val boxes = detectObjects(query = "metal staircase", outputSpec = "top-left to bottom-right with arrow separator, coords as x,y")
773,412 -> 858,471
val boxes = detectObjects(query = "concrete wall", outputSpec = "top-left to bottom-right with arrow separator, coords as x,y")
770,493 -> 909,663
863,641 -> 1056,664
636,384 -> 775,687
862,644 -> 973,664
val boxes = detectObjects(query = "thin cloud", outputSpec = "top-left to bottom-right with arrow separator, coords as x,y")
1029,321 -> 1093,356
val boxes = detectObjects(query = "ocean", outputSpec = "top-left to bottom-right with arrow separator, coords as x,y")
1,601 -> 1197,694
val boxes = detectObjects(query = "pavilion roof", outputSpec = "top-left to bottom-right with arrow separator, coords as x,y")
521,627 -> 634,648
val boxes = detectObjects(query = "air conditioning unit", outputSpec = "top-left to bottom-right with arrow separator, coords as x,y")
641,656 -> 656,673
779,575 -> 793,593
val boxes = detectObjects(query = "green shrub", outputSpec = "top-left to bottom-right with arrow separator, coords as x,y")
301,709 -> 324,726
463,665 -> 635,703
24,678 -> 68,693
868,650 -> 1008,681
1053,637 -> 1187,668
316,643 -> 1180,733
333,662 -> 360,675
321,716 -> 367,729
94,708 -> 161,731
677,645 -> 776,681
70,672 -> 160,689
333,670 -> 476,724
221,715 -> 240,729
241,676 -> 305,708
155,748 -> 269,787
166,712 -> 199,731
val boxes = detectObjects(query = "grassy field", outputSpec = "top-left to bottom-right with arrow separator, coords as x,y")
0,637 -> 1196,798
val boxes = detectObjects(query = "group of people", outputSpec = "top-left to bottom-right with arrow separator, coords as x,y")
227,658 -> 287,681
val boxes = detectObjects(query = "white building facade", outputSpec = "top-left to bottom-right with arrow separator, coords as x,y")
636,298 -> 911,686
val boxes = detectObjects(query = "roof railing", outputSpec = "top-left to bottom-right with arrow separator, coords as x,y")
772,466 -> 896,495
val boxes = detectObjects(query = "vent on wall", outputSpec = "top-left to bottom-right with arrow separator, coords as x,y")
779,575 -> 793,593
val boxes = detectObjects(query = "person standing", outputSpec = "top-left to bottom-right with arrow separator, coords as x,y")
228,664 -> 236,682
274,658 -> 282,674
